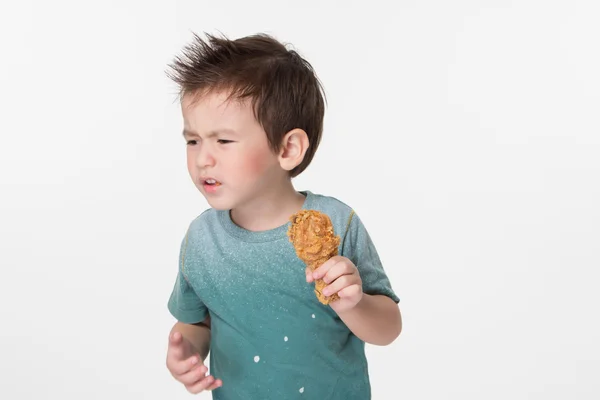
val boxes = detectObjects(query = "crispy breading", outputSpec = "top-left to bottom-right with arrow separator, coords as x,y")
288,210 -> 341,305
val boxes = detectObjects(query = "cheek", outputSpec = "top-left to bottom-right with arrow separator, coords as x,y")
233,147 -> 277,177
186,150 -> 197,175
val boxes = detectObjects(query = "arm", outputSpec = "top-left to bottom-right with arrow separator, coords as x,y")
310,255 -> 402,346
337,294 -> 402,346
170,316 -> 212,360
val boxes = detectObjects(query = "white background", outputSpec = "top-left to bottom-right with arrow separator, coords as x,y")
1,1 -> 599,399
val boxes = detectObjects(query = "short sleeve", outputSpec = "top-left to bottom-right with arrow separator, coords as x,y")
341,211 -> 400,303
167,231 -> 209,324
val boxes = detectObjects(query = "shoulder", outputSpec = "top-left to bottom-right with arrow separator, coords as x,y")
306,191 -> 356,214
189,208 -> 216,228
305,191 -> 357,234
184,208 -> 220,239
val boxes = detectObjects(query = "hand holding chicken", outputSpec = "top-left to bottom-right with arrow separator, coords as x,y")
288,210 -> 363,311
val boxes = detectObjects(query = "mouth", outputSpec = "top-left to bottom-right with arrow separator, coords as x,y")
201,178 -> 222,193
203,178 -> 222,187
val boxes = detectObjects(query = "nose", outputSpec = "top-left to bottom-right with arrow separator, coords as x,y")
196,143 -> 216,168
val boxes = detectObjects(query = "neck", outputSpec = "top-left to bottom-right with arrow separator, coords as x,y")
230,179 -> 306,232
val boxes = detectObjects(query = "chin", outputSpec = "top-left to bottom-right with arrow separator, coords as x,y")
208,203 -> 230,211
203,196 -> 234,211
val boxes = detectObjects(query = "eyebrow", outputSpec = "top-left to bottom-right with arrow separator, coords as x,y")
182,128 -> 238,138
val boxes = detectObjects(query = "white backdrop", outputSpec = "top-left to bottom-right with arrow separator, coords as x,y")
1,1 -> 599,399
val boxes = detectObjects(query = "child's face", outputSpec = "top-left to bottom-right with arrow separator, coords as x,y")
181,91 -> 284,211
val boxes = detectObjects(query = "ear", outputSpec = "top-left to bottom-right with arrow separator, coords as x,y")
278,128 -> 309,172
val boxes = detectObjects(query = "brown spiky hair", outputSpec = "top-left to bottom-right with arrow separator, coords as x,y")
166,32 -> 326,177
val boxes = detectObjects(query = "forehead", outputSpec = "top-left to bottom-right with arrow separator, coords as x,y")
181,91 -> 253,124
180,90 -> 267,142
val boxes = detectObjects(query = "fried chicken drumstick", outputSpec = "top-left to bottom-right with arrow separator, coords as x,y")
287,210 -> 341,305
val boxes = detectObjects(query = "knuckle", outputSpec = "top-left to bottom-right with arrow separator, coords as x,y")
342,285 -> 356,296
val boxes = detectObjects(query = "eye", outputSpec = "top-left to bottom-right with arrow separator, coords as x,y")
217,139 -> 234,144
186,140 -> 197,145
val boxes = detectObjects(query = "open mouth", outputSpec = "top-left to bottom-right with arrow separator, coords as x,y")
203,178 -> 222,187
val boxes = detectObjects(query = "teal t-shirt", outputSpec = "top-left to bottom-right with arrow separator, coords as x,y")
168,191 -> 399,399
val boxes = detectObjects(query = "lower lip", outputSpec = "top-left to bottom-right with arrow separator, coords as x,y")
203,183 -> 221,193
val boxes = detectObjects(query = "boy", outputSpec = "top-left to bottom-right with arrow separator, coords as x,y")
165,32 -> 402,399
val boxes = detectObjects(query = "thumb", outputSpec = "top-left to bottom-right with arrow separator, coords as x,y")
170,330 -> 183,345
168,331 -> 185,358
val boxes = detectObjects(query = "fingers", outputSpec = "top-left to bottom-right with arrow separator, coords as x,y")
336,282 -> 362,298
312,256 -> 344,280
321,258 -> 355,284
172,357 -> 222,393
167,331 -> 200,376
168,353 -> 201,376
178,363 -> 209,385
167,331 -> 222,394
186,375 -> 223,394
305,267 -> 313,283
205,378 -> 223,391
323,274 -> 361,297
309,257 -> 362,300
